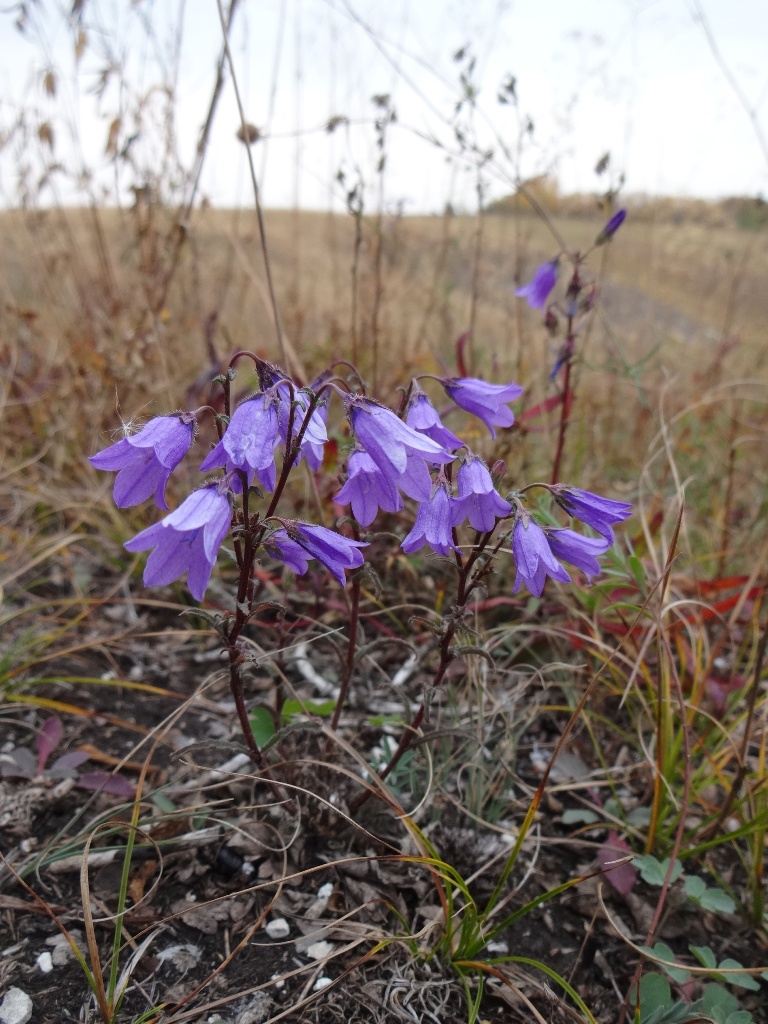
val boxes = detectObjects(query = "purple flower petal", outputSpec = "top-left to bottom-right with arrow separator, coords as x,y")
405,386 -> 464,451
545,528 -> 610,581
264,529 -> 311,575
347,397 -> 452,480
515,260 -> 558,309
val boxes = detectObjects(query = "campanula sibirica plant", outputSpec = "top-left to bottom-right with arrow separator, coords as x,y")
90,349 -> 632,804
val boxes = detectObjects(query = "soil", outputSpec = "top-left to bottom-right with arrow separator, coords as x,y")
1,569 -> 766,1024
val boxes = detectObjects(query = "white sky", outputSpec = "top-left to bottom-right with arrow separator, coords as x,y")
1,0 -> 767,212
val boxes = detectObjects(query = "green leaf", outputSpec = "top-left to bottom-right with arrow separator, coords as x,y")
248,706 -> 275,746
718,960 -> 760,992
701,982 -> 739,1017
626,806 -> 652,826
634,855 -> 684,887
699,888 -> 736,914
724,1013 -> 754,1024
690,945 -> 718,970
562,808 -> 599,825
636,972 -> 671,1014
281,698 -> 336,723
628,554 -> 646,591
684,875 -> 707,900
650,943 -> 691,984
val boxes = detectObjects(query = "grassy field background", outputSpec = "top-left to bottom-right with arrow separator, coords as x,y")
2,200 -> 766,572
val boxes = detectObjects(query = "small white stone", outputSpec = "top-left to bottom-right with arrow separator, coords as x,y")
265,917 -> 290,939
316,882 -> 333,899
36,951 -> 53,973
306,940 -> 334,961
0,987 -> 33,1024
269,973 -> 285,990
312,976 -> 332,992
485,940 -> 509,954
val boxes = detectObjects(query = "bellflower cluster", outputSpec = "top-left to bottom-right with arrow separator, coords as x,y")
90,354 -> 630,606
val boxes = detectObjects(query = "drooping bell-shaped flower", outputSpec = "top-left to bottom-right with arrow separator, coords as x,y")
450,453 -> 512,532
512,515 -> 570,597
405,382 -> 464,451
124,480 -> 232,601
89,412 -> 196,510
276,384 -> 328,470
441,376 -> 523,438
552,485 -> 632,543
515,260 -> 558,309
334,449 -> 403,527
282,522 -> 368,586
199,394 -> 279,492
595,209 -> 626,245
401,478 -> 460,557
346,396 -> 452,483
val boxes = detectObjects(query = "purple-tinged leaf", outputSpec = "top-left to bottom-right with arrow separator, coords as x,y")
47,751 -> 91,778
0,746 -> 37,779
597,831 -> 637,896
36,717 -> 63,773
77,772 -> 136,798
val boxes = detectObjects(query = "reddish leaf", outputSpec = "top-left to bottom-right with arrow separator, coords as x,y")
77,772 -> 136,798
519,393 -> 564,421
455,330 -> 472,377
597,831 -> 637,896
47,751 -> 91,778
705,673 -> 747,718
36,717 -> 63,773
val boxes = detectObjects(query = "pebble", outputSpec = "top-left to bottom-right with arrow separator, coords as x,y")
306,940 -> 334,960
36,951 -> 53,973
265,917 -> 290,939
0,987 -> 33,1024
312,976 -> 332,992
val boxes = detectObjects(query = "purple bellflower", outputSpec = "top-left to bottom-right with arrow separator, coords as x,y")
596,209 -> 626,245
405,383 -> 464,451
401,479 -> 460,557
512,515 -> 571,597
124,480 -> 232,601
263,528 -> 310,576
89,413 -> 195,510
346,397 -> 452,482
283,522 -> 368,587
545,528 -> 610,581
515,260 -> 558,309
553,486 -> 633,543
451,454 -> 512,532
442,376 -> 523,439
199,394 -> 279,492
334,449 -> 404,527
